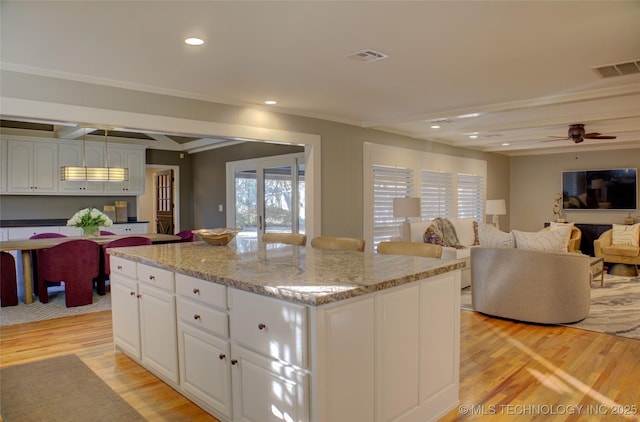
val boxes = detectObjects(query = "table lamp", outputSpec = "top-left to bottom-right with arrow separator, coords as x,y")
393,197 -> 421,239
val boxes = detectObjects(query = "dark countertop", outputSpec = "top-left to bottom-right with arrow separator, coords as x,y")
0,219 -> 149,227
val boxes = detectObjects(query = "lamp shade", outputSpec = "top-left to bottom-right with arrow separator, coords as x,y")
485,199 -> 507,216
393,197 -> 421,218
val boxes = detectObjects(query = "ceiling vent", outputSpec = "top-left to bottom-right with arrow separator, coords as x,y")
346,49 -> 389,63
592,60 -> 640,78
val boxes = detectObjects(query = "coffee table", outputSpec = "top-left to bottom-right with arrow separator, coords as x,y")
590,256 -> 604,286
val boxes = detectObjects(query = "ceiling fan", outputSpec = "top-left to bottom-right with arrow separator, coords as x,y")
547,124 -> 617,144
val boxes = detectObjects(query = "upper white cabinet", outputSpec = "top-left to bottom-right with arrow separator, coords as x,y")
1,136 -> 146,196
7,140 -> 58,193
58,141 -> 106,194
105,146 -> 145,195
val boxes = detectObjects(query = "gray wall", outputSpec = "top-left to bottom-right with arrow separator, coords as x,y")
2,70 -> 511,235
510,149 -> 640,231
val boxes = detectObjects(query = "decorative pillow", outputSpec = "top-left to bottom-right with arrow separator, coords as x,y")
473,221 -> 480,245
611,223 -> 640,247
550,221 -> 574,231
513,225 -> 572,252
478,223 -> 514,248
449,218 -> 477,247
423,224 -> 445,246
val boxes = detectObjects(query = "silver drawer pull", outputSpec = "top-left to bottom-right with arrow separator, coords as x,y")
193,288 -> 200,294
258,323 -> 266,330
193,314 -> 201,320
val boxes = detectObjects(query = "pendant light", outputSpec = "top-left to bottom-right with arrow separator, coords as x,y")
60,127 -> 129,182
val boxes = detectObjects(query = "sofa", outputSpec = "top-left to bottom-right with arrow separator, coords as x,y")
471,247 -> 592,324
397,218 -> 478,288
594,224 -> 640,275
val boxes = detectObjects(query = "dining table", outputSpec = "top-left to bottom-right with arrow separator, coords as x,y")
0,233 -> 181,304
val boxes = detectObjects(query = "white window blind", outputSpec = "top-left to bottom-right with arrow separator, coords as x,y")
420,170 -> 453,220
372,165 -> 414,246
457,173 -> 485,220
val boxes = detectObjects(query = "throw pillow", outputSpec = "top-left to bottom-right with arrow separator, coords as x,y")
423,224 -> 445,246
611,223 -> 640,247
473,220 -> 480,246
550,221 -> 575,231
513,225 -> 572,252
478,223 -> 514,248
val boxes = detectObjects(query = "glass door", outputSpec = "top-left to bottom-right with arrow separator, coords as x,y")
230,154 -> 305,241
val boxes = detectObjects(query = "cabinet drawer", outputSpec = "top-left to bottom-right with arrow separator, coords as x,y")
176,273 -> 227,310
110,256 -> 137,279
229,289 -> 307,368
137,263 -> 174,292
177,297 -> 228,337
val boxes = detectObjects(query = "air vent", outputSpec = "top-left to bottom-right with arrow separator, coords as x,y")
592,60 -> 640,78
346,49 -> 389,63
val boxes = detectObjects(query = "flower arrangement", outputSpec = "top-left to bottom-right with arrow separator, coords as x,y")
67,207 -> 113,228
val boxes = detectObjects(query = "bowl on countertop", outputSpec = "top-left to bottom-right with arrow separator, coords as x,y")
192,228 -> 243,246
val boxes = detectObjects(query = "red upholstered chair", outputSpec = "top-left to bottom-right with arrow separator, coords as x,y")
100,230 -> 116,235
0,252 -> 19,307
96,236 -> 152,295
36,239 -> 100,307
30,232 -> 68,295
175,229 -> 195,242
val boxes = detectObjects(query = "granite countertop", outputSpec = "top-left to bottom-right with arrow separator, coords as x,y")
109,239 -> 465,306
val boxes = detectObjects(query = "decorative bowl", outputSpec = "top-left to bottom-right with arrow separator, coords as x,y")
192,228 -> 243,246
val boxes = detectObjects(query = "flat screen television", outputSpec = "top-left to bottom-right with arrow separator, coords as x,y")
562,168 -> 637,210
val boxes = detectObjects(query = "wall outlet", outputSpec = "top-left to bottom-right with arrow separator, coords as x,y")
219,204 -> 224,212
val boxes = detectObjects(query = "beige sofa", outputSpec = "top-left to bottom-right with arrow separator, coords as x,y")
471,247 -> 591,324
398,218 -> 478,288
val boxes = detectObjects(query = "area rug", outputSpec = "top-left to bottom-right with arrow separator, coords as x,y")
0,286 -> 111,326
0,354 -> 145,422
461,274 -> 640,340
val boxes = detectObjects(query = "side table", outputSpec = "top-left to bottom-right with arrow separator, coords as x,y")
589,257 -> 604,286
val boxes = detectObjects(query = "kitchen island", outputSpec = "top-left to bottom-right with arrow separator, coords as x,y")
109,239 -> 463,422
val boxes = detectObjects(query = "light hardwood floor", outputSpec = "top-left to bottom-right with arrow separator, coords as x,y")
1,309 -> 639,421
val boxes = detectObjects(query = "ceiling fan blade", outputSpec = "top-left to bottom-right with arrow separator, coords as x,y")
542,138 -> 569,142
547,136 -> 569,139
584,134 -> 617,139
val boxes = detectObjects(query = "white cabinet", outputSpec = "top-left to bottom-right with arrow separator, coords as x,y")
7,226 -> 61,240
109,223 -> 148,235
111,257 -> 179,384
58,141 -> 105,193
105,146 -> 145,195
0,139 -> 7,193
177,274 -> 232,419
7,140 -> 58,193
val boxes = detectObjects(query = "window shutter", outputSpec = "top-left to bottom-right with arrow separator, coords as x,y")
420,170 -> 453,220
457,173 -> 485,220
372,165 -> 414,246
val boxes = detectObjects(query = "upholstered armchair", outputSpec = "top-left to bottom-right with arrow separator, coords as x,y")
594,227 -> 640,273
97,236 -> 152,295
1,252 -> 19,307
36,239 -> 101,307
175,229 -> 195,242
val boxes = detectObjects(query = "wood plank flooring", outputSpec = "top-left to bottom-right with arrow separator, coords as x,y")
1,309 -> 639,421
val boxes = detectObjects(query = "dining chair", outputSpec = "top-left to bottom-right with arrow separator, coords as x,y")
96,236 -> 152,295
310,236 -> 365,252
377,241 -> 443,258
29,232 -> 68,295
35,239 -> 100,307
262,233 -> 307,246
100,230 -> 116,236
175,229 -> 195,242
0,252 -> 19,307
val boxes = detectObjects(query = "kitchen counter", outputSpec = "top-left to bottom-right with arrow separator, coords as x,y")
109,238 -> 465,306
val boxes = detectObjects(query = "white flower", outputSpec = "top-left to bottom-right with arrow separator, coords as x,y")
66,207 -> 113,228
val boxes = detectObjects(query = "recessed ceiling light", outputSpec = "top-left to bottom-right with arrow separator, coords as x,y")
430,125 -> 440,129
185,37 -> 204,46
457,112 -> 481,119
469,135 -> 478,139
264,100 -> 277,105
502,143 -> 510,146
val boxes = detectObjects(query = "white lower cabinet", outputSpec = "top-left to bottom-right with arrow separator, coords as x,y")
111,255 -> 460,422
110,257 -> 179,384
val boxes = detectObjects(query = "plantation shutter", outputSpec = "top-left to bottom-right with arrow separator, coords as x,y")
372,165 -> 414,246
457,173 -> 485,221
420,170 -> 453,220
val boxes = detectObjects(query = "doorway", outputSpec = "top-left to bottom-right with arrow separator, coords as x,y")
139,165 -> 180,234
227,153 -> 305,240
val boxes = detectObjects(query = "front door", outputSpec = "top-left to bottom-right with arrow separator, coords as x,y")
155,169 -> 174,234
